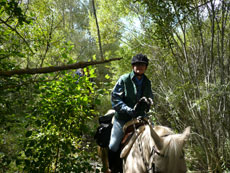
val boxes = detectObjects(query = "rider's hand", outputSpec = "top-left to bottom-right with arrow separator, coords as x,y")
134,97 -> 153,115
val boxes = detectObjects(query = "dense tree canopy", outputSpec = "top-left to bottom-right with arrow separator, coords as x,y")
1,0 -> 230,172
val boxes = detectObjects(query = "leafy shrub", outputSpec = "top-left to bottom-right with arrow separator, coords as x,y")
20,68 -> 100,172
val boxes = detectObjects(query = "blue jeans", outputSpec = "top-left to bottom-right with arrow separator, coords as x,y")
109,117 -> 127,152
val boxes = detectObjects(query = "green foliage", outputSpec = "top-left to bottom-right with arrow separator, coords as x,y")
19,68 -> 99,172
132,0 -> 194,45
0,0 -> 31,71
0,0 -> 115,172
0,69 -> 104,172
89,0 -> 126,61
0,0 -> 31,25
0,74 -> 39,172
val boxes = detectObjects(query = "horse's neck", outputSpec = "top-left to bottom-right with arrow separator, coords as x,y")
140,125 -> 156,161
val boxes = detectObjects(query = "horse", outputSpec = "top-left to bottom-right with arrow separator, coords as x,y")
121,121 -> 190,173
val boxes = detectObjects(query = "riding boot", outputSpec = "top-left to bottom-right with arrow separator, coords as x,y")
108,149 -> 123,173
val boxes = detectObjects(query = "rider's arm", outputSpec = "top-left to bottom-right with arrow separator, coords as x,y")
111,78 -> 135,118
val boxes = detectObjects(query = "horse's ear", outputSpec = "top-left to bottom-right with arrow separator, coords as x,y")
149,125 -> 163,150
182,126 -> 190,141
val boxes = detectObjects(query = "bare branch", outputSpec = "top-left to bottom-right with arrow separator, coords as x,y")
92,0 -> 104,60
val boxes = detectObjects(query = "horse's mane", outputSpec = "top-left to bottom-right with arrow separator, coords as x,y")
153,126 -> 185,171
154,125 -> 174,137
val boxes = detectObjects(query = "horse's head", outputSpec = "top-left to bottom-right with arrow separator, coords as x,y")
150,126 -> 190,173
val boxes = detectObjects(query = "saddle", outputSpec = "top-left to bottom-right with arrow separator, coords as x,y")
120,118 -> 149,158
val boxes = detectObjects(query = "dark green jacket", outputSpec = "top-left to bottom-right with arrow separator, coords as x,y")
111,71 -> 153,122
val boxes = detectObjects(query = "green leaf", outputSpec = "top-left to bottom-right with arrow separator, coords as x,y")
105,74 -> 110,79
62,53 -> 68,59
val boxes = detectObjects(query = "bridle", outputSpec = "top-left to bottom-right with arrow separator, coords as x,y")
147,136 -> 169,173
132,117 -> 163,173
149,146 -> 185,173
132,118 -> 185,173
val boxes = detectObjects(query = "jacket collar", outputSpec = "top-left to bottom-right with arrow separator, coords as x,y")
130,70 -> 135,79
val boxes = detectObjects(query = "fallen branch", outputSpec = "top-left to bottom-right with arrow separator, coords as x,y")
0,57 -> 122,77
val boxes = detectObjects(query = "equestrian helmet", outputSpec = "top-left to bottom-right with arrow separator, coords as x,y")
131,53 -> 149,66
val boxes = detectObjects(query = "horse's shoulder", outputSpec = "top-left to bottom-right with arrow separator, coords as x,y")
153,125 -> 174,137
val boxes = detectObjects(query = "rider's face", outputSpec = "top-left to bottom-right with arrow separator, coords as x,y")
132,63 -> 147,76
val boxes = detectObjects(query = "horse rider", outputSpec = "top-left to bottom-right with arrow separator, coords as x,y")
107,53 -> 154,173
